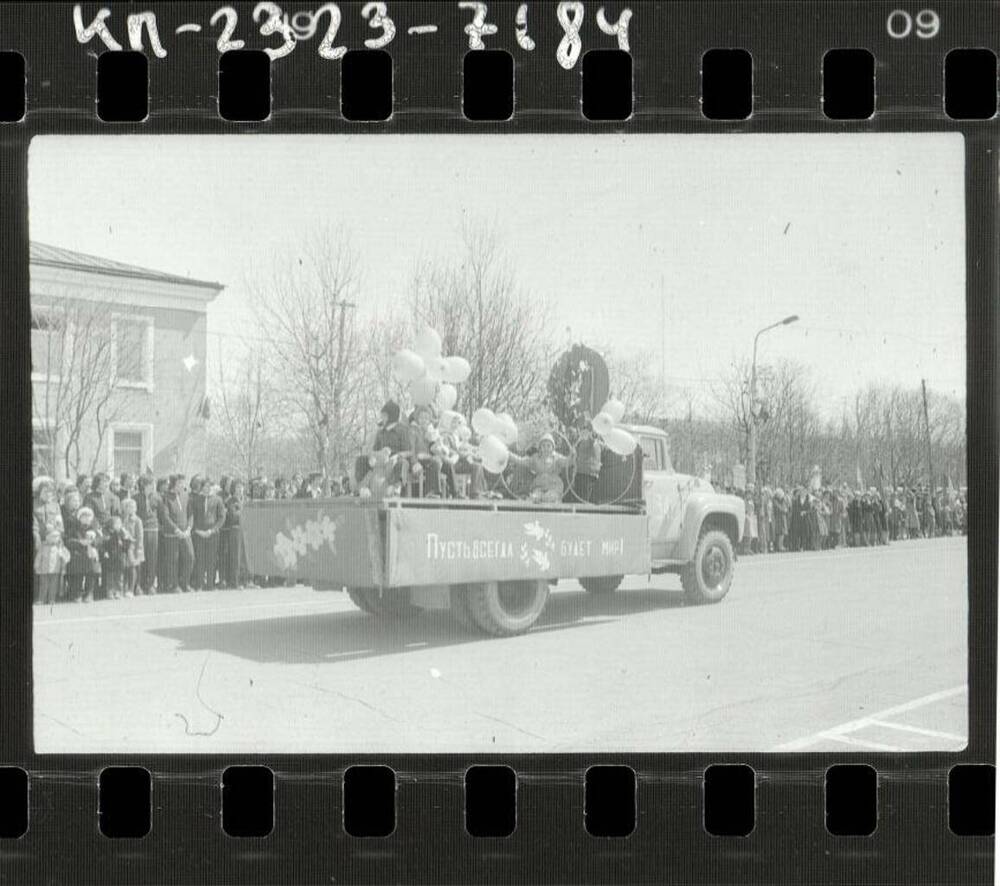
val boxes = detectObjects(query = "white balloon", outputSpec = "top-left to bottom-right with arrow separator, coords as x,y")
479,434 -> 510,474
442,355 -> 472,384
410,376 -> 437,407
391,349 -> 426,384
414,326 -> 443,359
601,398 -> 626,423
592,412 -> 615,436
436,383 -> 458,412
472,407 -> 497,436
423,355 -> 450,382
603,427 -> 638,456
496,412 -> 519,446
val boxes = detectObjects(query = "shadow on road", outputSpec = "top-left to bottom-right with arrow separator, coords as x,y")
148,587 -> 689,665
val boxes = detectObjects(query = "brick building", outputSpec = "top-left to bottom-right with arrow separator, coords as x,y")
30,242 -> 224,481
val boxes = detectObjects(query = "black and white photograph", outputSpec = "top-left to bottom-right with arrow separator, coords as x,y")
28,133 -> 967,754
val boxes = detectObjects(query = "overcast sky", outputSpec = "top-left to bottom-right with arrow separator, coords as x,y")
28,133 -> 966,416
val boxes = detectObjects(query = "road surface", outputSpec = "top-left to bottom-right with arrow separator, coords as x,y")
33,537 -> 968,753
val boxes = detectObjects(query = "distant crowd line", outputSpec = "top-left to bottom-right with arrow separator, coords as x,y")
724,481 -> 969,555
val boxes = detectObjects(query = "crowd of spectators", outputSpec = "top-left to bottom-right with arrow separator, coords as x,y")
728,482 -> 969,555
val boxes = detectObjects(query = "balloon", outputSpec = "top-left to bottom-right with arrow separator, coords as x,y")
472,407 -> 497,436
479,434 -> 510,474
442,355 -> 472,384
495,412 -> 519,446
414,326 -> 443,359
410,376 -> 437,407
603,427 -> 638,456
601,398 -> 626,424
391,349 -> 426,384
436,383 -> 458,412
592,412 -> 615,436
424,355 -> 450,382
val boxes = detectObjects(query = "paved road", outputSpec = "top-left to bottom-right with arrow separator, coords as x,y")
33,537 -> 968,754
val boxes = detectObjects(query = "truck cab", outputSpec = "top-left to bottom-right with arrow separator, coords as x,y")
625,424 -> 745,568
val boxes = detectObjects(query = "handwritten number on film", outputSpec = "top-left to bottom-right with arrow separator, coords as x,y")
73,3 -> 632,68
886,9 -> 940,38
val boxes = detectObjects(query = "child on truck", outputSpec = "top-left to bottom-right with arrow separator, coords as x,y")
508,433 -> 575,503
572,419 -> 602,503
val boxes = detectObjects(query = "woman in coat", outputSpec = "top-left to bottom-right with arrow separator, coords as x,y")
33,477 -> 65,605
771,488 -> 788,552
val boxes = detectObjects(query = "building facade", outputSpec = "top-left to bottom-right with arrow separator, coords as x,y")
30,242 -> 223,481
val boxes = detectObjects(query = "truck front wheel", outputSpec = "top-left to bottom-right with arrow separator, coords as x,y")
681,529 -> 735,604
579,575 -> 624,595
347,587 -> 417,618
466,580 -> 549,636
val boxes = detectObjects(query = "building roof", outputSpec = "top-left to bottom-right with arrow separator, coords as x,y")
30,241 -> 224,291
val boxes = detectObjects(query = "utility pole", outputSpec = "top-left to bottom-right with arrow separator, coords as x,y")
921,378 -> 935,499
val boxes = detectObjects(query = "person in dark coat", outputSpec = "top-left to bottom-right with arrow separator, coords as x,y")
159,474 -> 193,592
220,479 -> 245,589
84,473 -> 120,598
190,478 -> 226,590
771,488 -> 789,552
135,474 -> 161,594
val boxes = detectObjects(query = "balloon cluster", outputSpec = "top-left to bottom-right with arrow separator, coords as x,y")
470,407 -> 519,475
391,327 -> 472,413
590,399 -> 639,456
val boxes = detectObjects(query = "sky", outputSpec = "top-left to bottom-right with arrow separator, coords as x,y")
27,133 -> 966,417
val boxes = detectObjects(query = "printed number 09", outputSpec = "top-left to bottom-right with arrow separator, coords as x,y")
887,9 -> 940,39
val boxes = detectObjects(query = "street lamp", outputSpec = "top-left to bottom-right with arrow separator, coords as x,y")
748,314 -> 799,486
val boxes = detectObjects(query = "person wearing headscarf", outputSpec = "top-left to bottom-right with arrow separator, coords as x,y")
33,477 -> 65,605
508,433 -> 575,503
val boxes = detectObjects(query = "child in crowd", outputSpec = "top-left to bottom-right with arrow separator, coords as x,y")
103,515 -> 132,600
121,497 -> 144,597
32,477 -> 66,606
66,506 -> 101,603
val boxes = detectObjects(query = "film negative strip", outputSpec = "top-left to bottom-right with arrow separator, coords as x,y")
0,1 -> 996,883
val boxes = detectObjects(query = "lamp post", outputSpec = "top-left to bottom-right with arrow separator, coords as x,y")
748,314 -> 799,486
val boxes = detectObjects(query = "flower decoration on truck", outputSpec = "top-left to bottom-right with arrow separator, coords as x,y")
273,512 -> 342,571
519,519 -> 556,571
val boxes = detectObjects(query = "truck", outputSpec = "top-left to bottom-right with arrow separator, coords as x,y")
241,425 -> 745,637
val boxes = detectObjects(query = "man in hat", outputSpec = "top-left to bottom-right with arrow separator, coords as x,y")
356,400 -> 412,492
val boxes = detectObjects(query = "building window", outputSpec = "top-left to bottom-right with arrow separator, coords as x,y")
31,311 -> 63,378
112,429 -> 146,476
113,315 -> 154,388
33,427 -> 55,476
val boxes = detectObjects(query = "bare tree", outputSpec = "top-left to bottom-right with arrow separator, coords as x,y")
409,222 -> 554,420
248,227 -> 366,478
213,340 -> 280,480
31,296 -> 142,478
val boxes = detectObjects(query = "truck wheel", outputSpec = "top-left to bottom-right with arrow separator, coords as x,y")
347,587 -> 418,618
579,575 -> 624,595
466,580 -> 549,636
681,529 -> 735,605
449,585 -> 477,632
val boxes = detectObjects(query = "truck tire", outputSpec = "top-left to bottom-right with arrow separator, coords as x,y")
681,529 -> 735,605
466,580 -> 549,636
347,587 -> 418,619
579,575 -> 624,595
449,585 -> 477,632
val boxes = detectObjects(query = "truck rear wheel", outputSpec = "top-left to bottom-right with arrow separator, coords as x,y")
347,587 -> 417,618
579,575 -> 624,595
681,529 -> 735,605
466,580 -> 549,636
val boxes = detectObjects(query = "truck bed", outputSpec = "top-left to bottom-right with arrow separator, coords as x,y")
242,497 -> 651,589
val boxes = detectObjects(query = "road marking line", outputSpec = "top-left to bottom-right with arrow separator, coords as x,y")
33,597 -> 347,626
776,685 -> 967,750
865,720 -> 966,742
816,732 -> 904,751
